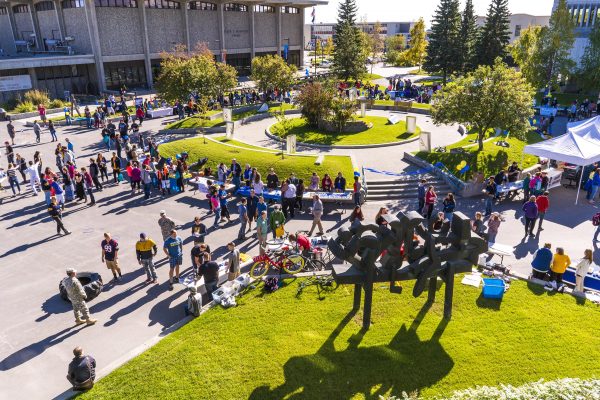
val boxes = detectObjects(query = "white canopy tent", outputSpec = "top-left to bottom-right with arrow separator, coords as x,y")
524,116 -> 600,204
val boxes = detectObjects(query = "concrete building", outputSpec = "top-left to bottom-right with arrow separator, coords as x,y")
475,13 -> 550,44
552,0 -> 600,63
304,21 -> 414,48
0,0 -> 326,102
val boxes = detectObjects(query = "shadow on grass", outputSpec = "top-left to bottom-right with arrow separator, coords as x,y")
475,293 -> 502,310
249,300 -> 453,399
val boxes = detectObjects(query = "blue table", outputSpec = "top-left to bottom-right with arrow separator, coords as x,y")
562,267 -> 600,291
236,187 -> 281,201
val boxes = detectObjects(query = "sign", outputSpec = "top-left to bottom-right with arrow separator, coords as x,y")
135,97 -> 143,108
223,107 -> 232,122
540,107 -> 558,117
388,115 -> 401,125
226,121 -> 235,139
406,116 -> 416,134
0,75 -> 32,92
286,134 -> 297,154
283,43 -> 289,60
419,131 -> 431,152
305,68 -> 309,77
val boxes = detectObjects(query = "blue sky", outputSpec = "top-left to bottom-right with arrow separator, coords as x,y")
306,0 -> 553,26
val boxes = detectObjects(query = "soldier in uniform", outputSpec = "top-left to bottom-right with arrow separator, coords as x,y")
62,268 -> 97,326
158,210 -> 176,241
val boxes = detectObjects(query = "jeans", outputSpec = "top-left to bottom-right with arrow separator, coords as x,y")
53,216 -> 69,234
8,176 -> 20,195
238,219 -> 247,239
595,225 -> 600,242
232,176 -> 241,191
50,130 -> 57,141
592,185 -> 600,201
141,259 -> 157,280
86,118 -> 92,128
213,207 -> 221,226
524,217 -> 536,235
444,212 -> 453,222
418,198 -> 425,214
537,212 -> 546,229
488,232 -> 497,243
485,197 -> 493,216
353,192 -> 360,206
87,188 -> 95,203
44,190 -> 52,205
66,116 -> 72,125
143,182 -> 151,199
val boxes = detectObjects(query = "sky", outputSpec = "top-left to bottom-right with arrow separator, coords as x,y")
306,0 -> 554,26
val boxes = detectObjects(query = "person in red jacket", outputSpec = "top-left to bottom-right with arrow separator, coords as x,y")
424,186 -> 437,219
535,191 -> 550,231
321,174 -> 333,192
135,107 -> 145,125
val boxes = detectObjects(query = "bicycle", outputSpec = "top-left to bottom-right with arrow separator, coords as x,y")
296,273 -> 339,298
249,246 -> 305,278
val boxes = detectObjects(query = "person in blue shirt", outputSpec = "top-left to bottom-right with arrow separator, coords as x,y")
163,229 -> 183,290
219,184 -> 232,223
257,195 -> 268,217
50,180 -> 65,208
238,198 -> 248,240
66,138 -> 74,154
531,243 -> 553,280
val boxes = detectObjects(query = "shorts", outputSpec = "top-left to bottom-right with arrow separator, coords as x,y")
169,255 -> 183,269
105,259 -> 119,271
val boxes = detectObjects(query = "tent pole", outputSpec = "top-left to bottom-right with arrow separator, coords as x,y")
575,169 -> 584,205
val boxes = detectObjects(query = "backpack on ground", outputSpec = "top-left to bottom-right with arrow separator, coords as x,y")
593,212 -> 600,226
264,277 -> 279,293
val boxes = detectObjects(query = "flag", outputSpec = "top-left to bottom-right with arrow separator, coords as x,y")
311,7 -> 315,24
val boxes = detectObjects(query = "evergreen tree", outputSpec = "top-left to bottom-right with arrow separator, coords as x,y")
332,0 -> 367,80
459,0 -> 478,73
476,0 -> 511,66
579,22 -> 600,92
423,0 -> 461,84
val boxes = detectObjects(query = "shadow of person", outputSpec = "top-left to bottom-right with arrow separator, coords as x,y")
147,286 -> 188,331
0,325 -> 85,371
36,293 -> 72,322
249,313 -> 453,400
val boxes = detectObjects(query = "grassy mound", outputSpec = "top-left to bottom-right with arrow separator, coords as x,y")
271,116 -> 420,146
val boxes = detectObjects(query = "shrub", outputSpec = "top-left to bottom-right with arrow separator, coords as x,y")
22,90 -> 50,107
328,97 -> 357,133
14,101 -> 36,113
295,82 -> 334,128
49,99 -> 67,109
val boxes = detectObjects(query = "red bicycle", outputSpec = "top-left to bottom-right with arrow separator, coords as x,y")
249,247 -> 305,278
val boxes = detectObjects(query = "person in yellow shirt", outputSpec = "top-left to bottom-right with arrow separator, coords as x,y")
550,247 -> 570,292
135,233 -> 158,284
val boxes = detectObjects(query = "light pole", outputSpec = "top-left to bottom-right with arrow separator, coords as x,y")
214,40 -> 221,62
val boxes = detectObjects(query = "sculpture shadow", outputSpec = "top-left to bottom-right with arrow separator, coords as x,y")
249,309 -> 453,400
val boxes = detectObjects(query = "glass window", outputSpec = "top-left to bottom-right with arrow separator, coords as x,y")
34,1 -> 55,11
61,0 -> 84,8
224,3 -> 246,12
514,24 -> 521,37
583,5 -> 589,26
94,0 -> 137,8
253,5 -> 274,13
187,1 -> 216,10
0,6 -> 7,15
281,6 -> 298,14
145,0 -> 180,9
12,4 -> 30,13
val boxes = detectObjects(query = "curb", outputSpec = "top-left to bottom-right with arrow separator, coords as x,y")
265,123 -> 419,149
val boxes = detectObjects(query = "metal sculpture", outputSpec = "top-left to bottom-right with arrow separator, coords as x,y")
328,211 -> 487,329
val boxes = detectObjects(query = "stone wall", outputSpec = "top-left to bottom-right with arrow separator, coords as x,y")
13,12 -> 34,40
188,8 -> 219,50
281,13 -> 301,46
96,7 -> 143,56
63,8 -> 92,54
0,14 -> 14,55
254,12 -> 276,48
36,10 -> 59,41
223,10 -> 250,49
146,8 -> 184,53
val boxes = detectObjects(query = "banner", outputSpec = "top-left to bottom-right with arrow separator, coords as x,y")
0,75 -> 32,92
286,134 -> 296,154
283,43 -> 289,60
223,107 -> 233,122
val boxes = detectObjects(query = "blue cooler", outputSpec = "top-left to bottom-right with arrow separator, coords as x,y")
482,278 -> 505,299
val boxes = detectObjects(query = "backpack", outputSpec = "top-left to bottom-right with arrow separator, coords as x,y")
593,212 -> 600,226
264,277 -> 279,293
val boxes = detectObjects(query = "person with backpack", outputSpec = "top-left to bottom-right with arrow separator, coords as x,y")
442,193 -> 456,222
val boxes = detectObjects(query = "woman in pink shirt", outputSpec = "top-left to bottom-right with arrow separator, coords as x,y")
424,186 -> 437,220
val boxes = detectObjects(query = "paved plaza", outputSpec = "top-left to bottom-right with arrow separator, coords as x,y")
1,97 -> 599,399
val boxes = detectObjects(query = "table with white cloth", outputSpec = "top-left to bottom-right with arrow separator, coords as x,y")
302,191 -> 353,203
486,242 -> 513,264
188,177 -> 235,193
496,169 -> 563,198
146,107 -> 174,118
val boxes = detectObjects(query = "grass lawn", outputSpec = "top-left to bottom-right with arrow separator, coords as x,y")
158,138 -> 354,180
78,278 -> 600,400
271,116 -> 420,146
534,91 -> 599,108
416,130 -> 543,180
166,103 -> 295,130
372,99 -> 432,111
215,137 -> 279,153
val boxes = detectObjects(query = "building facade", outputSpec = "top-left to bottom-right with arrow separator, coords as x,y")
0,0 -> 325,102
475,13 -> 550,44
304,21 -> 414,48
552,0 -> 600,63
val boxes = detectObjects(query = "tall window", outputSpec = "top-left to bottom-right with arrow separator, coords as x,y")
514,24 -> 521,37
253,5 -> 274,13
0,6 -> 8,14
34,1 -> 55,11
281,6 -> 298,14
224,3 -> 246,12
94,0 -> 137,7
12,4 -> 30,13
145,0 -> 180,9
187,1 -> 216,10
61,0 -> 85,8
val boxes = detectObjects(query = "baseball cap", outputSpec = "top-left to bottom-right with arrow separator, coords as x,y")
140,232 -> 146,239
66,268 -> 76,274
159,210 -> 166,215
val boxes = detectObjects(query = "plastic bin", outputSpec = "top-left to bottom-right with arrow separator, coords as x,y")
482,278 -> 505,299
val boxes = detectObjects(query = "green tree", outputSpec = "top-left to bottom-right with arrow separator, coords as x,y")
214,61 -> 238,100
332,0 -> 367,80
476,0 -> 511,66
423,0 -> 461,83
295,82 -> 334,128
315,39 -> 323,60
458,0 -> 478,73
579,21 -> 600,92
370,21 -> 385,58
431,59 -> 534,151
251,54 -> 297,93
328,97 -> 357,133
384,34 -> 407,66
403,18 -> 428,72
510,0 -> 575,90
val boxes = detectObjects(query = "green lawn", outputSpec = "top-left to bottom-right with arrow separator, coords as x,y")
271,116 -> 420,146
158,138 -> 354,180
416,130 -> 543,180
372,99 -> 432,111
166,103 -> 295,130
215,137 -> 279,153
78,278 -> 600,400
534,92 -> 598,108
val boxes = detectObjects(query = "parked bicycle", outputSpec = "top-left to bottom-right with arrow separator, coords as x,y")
249,246 -> 305,278
296,273 -> 339,298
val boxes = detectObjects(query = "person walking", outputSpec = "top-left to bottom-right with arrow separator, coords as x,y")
6,163 -> 21,196
227,242 -> 240,281
163,229 -> 183,290
269,204 -> 286,239
7,120 -> 15,145
549,247 -> 570,292
424,186 -> 437,219
62,268 -> 97,325
257,210 -> 268,254
442,193 -> 456,222
67,346 -> 96,391
238,198 -> 248,240
157,210 -> 176,240
210,191 -> 221,229
484,177 -> 496,216
522,196 -> 539,237
81,167 -> 96,206
417,179 -> 426,214
574,249 -> 593,293
26,161 -> 41,195
308,194 -> 324,236
535,191 -> 549,231
48,196 -> 71,235
136,233 -> 158,284
49,120 -> 58,142
101,232 -> 122,282
33,120 -> 42,143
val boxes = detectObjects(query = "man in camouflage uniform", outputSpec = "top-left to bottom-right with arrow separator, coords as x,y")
63,268 -> 97,326
158,210 -> 176,241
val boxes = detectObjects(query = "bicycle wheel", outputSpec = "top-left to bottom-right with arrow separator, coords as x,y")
282,254 -> 305,274
318,277 -> 339,292
310,259 -> 327,272
250,261 -> 269,279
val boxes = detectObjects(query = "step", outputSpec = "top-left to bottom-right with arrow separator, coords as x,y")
366,176 -> 445,185
366,180 -> 449,189
367,186 -> 452,195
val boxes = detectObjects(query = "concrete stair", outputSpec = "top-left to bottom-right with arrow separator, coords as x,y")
366,175 -> 453,201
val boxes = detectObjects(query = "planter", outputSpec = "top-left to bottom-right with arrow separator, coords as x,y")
7,107 -> 64,121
